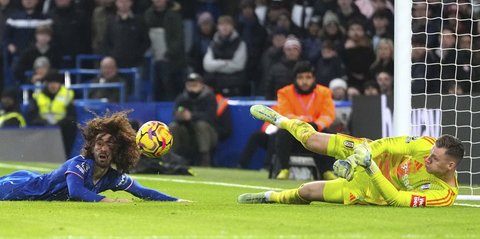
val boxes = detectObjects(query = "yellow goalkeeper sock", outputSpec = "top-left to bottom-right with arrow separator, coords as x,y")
279,119 -> 316,147
269,189 -> 311,204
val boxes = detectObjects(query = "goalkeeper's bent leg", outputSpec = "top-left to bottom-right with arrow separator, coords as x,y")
249,105 -> 331,154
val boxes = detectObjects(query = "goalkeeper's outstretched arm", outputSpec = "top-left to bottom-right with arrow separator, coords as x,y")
367,165 -> 455,207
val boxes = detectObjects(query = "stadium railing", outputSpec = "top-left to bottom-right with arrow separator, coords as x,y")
20,82 -> 126,105
75,54 -> 155,101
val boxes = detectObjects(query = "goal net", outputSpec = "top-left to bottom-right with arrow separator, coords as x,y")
396,1 -> 480,200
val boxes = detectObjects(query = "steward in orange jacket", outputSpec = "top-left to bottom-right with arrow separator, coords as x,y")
277,84 -> 335,132
272,61 -> 337,180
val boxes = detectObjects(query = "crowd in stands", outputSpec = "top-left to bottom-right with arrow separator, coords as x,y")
0,0 -> 478,171
1,0 -> 478,100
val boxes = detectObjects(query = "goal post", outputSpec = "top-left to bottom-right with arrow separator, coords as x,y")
395,1 -> 480,201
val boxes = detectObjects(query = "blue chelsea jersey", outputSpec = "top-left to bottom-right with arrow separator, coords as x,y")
0,155 -> 133,201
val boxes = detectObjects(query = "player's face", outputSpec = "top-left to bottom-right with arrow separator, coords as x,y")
93,133 -> 115,169
424,146 -> 455,175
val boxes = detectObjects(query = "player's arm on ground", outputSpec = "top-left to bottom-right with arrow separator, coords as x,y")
114,174 -> 180,201
369,170 -> 456,207
65,173 -> 106,202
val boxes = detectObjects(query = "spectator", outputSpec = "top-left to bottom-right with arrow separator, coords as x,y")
203,15 -> 247,96
275,12 -> 302,38
49,0 -> 90,67
189,11 -> 215,75
0,88 -> 26,128
447,83 -> 465,95
0,0 -> 14,42
315,40 -> 346,87
425,27 -> 467,94
144,0 -> 186,101
260,27 -> 288,85
347,86 -> 360,101
263,35 -> 302,100
376,71 -> 393,96
104,0 -> 150,68
335,0 -> 367,28
0,0 -> 14,93
320,11 -> 345,53
370,38 -> 394,77
237,0 -> 267,95
272,61 -> 336,180
3,0 -> 52,57
363,80 -> 380,96
169,73 -> 218,166
301,15 -> 322,64
342,19 -> 375,91
263,0 -> 289,35
30,56 -> 51,85
411,34 -> 434,94
370,9 -> 393,49
89,57 -> 127,103
329,78 -> 348,101
91,0 -> 116,54
14,25 -> 61,84
27,71 -> 77,156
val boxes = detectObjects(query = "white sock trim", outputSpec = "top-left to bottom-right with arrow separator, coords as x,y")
265,191 -> 273,202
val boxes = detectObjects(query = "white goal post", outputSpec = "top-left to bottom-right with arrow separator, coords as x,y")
394,1 -> 480,201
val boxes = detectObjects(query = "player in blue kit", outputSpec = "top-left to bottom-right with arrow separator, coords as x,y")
0,111 -> 188,202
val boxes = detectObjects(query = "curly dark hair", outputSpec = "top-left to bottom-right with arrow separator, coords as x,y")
80,111 -> 140,173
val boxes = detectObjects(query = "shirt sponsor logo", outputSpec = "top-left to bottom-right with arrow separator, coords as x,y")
75,162 -> 90,175
398,160 -> 413,190
343,140 -> 354,149
406,136 -> 420,143
420,183 -> 431,190
410,195 -> 426,207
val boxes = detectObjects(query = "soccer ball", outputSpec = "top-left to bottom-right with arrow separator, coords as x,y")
136,121 -> 173,158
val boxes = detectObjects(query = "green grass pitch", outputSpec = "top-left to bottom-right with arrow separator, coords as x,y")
0,161 -> 479,238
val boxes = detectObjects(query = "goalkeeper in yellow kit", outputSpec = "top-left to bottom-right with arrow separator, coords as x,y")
238,105 -> 464,207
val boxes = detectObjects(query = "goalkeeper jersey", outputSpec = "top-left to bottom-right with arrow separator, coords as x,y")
329,134 -> 458,207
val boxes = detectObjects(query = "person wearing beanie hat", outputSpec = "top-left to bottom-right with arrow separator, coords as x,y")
169,72 -> 218,166
28,70 -> 77,156
283,35 -> 302,51
329,78 -> 348,101
263,34 -> 302,100
197,11 -> 214,26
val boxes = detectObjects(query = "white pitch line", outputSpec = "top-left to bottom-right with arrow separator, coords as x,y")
131,175 -> 284,191
0,163 -> 52,172
453,203 -> 480,208
1,162 -> 480,207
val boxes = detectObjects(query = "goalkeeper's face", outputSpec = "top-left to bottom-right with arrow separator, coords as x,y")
425,146 -> 456,176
